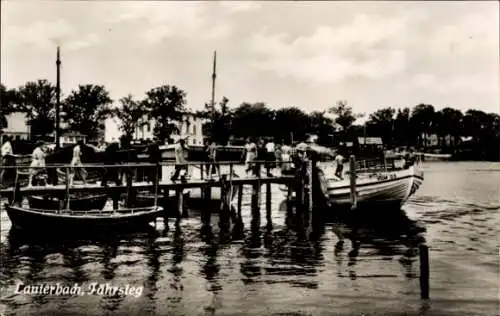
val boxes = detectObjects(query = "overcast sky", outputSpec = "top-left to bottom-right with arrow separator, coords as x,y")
2,1 -> 499,116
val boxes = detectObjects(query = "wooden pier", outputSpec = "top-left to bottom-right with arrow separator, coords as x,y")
0,160 -> 318,239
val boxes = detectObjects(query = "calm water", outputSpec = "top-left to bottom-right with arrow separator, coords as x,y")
0,162 -> 498,316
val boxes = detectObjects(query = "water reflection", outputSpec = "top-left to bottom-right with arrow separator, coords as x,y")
1,200 -> 426,315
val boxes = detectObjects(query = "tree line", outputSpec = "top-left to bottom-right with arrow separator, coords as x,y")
1,79 -> 499,159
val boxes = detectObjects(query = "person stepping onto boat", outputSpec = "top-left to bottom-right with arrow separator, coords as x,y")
334,152 -> 345,180
206,139 -> 220,181
242,137 -> 256,177
28,141 -> 47,187
69,140 -> 87,186
171,137 -> 188,183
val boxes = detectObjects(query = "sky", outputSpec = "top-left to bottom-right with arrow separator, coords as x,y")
2,0 -> 499,122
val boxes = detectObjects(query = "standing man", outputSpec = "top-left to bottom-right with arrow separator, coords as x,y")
0,136 -> 14,186
171,138 -> 188,182
147,140 -> 162,184
69,140 -> 87,185
206,139 -> 220,181
242,137 -> 257,177
255,138 -> 267,177
265,138 -> 275,176
334,152 -> 345,180
101,141 -> 120,187
28,141 -> 47,186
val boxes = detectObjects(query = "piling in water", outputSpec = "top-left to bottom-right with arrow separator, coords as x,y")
419,244 -> 430,299
349,155 -> 357,210
219,175 -> 231,233
265,166 -> 272,229
251,181 -> 261,231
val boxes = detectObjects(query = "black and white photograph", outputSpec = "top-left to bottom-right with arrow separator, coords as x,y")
0,1 -> 498,315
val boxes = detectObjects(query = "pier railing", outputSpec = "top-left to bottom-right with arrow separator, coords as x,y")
0,159 -> 296,190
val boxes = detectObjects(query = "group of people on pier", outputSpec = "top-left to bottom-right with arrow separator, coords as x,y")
0,132 -> 354,189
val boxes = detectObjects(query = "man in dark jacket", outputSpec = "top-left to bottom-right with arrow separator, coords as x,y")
101,142 -> 120,187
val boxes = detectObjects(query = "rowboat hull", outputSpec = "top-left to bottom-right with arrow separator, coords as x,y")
28,194 -> 108,211
130,186 -> 239,211
326,165 -> 424,210
5,204 -> 163,231
185,186 -> 239,209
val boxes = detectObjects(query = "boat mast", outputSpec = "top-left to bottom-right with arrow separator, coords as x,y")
55,46 -> 61,150
210,50 -> 217,129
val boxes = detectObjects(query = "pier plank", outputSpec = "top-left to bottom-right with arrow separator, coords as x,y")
0,175 -> 296,196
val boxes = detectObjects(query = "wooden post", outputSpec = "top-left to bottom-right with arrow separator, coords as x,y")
65,167 -> 70,210
163,189 -> 170,232
11,172 -> 22,206
306,159 -> 313,237
201,184 -> 212,230
265,166 -> 272,229
219,175 -> 230,233
251,180 -> 261,231
419,244 -> 430,299
349,155 -> 357,210
126,171 -> 134,208
295,162 -> 307,241
237,184 -> 243,214
177,189 -> 188,218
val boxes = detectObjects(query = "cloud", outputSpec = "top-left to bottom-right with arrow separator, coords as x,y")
247,14 -> 411,83
427,12 -> 498,56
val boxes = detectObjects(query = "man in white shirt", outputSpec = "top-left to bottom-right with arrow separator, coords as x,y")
69,140 -> 87,185
170,138 -> 188,182
0,136 -> 13,185
334,153 -> 345,180
28,141 -> 47,186
1,136 -> 13,158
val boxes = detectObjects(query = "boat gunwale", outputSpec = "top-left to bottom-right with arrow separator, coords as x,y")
4,204 -> 164,219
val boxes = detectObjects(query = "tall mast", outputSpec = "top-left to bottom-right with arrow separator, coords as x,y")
210,50 -> 217,121
55,46 -> 61,150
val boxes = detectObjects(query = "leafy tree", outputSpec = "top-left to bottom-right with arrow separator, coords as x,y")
307,111 -> 335,145
142,85 -> 186,142
328,100 -> 363,131
63,84 -> 113,140
410,104 -> 435,148
273,107 -> 310,143
16,79 -> 57,137
393,107 -> 411,147
0,83 -> 20,131
113,94 -> 147,143
435,107 -> 463,147
366,107 -> 396,145
202,96 -> 233,145
231,102 -> 274,139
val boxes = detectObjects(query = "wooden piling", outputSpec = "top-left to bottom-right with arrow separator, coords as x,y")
349,155 -> 357,210
65,167 -> 70,210
419,244 -> 430,299
237,184 -> 243,214
201,185 -> 212,230
219,175 -> 231,233
265,166 -> 272,229
175,189 -> 188,218
306,159 -> 313,237
251,180 -> 261,230
162,189 -> 169,231
295,164 -> 306,241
